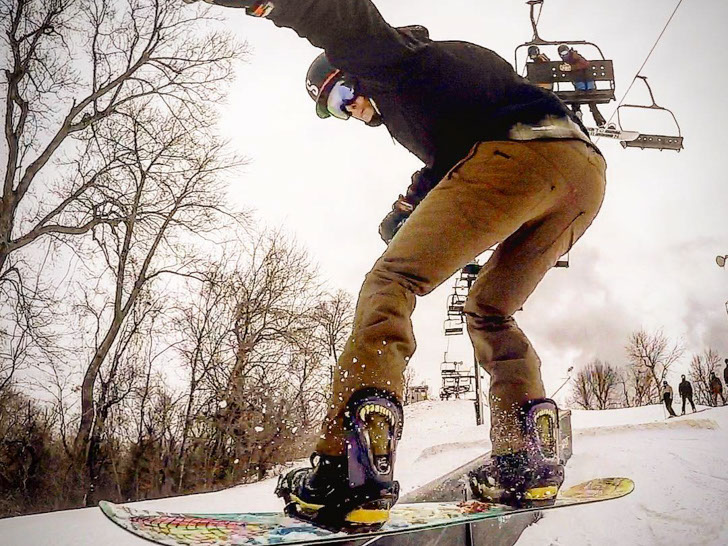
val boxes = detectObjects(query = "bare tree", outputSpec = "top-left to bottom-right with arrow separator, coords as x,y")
172,262 -> 237,492
311,289 -> 354,386
590,360 -> 619,410
81,291 -> 164,504
226,231 -> 322,400
570,365 -> 595,409
168,232 -> 334,490
71,101 -> 245,497
615,369 -> 632,408
616,363 -> 653,408
287,323 -> 330,429
1,0 -> 243,275
569,359 -> 620,410
1,0 -> 246,405
403,366 -> 417,405
689,348 -> 721,406
626,329 -> 683,404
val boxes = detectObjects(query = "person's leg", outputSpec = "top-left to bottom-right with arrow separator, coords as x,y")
316,140 -> 606,455
667,396 -> 676,416
462,141 -> 606,454
681,396 -> 686,415
689,394 -> 696,411
588,103 -> 607,127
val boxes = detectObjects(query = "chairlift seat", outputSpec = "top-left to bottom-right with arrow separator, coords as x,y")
620,134 -> 683,152
461,263 -> 482,277
555,89 -> 615,105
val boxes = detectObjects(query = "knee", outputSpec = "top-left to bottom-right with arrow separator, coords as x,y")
367,258 -> 429,296
465,305 -> 513,332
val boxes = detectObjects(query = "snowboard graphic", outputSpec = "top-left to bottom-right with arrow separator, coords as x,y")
587,126 -> 640,141
100,477 -> 634,546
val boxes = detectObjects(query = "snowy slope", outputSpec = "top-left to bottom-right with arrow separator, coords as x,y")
521,405 -> 728,546
1,400 -> 727,545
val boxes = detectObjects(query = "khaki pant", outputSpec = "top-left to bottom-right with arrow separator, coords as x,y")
317,139 -> 606,456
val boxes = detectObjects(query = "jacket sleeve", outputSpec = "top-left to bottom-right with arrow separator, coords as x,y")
570,51 -> 591,72
263,0 -> 427,78
403,168 -> 440,207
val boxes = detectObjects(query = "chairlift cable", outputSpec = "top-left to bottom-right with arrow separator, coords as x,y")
604,0 -> 685,128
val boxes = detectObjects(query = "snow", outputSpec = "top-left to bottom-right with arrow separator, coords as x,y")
1,400 -> 727,545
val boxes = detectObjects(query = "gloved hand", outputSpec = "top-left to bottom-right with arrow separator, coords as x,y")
183,0 -> 274,17
378,195 -> 415,244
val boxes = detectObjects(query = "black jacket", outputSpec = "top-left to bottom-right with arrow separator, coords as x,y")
710,376 -> 723,393
266,0 -> 590,203
678,379 -> 692,398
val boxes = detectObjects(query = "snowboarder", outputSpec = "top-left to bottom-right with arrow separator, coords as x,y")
188,0 -> 607,530
709,372 -> 726,406
678,375 -> 696,415
661,381 -> 677,417
557,44 -> 607,127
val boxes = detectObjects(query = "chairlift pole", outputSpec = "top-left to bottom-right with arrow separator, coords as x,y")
527,0 -> 544,42
550,366 -> 574,400
468,277 -> 484,425
461,263 -> 485,425
716,254 -> 728,320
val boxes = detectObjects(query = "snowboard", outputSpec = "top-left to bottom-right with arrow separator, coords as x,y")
587,126 -> 640,141
100,477 -> 633,546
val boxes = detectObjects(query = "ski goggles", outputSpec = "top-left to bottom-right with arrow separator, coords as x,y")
326,81 -> 357,120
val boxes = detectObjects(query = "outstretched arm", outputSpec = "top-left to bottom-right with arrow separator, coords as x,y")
188,0 -> 426,78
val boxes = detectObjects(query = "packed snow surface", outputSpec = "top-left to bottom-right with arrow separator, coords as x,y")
1,400 -> 727,545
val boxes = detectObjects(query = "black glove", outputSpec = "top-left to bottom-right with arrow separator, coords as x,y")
378,195 -> 414,244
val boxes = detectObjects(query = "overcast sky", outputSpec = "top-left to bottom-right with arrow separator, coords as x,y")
201,0 -> 728,402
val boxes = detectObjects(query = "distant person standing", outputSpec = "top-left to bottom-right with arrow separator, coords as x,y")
723,359 -> 728,388
678,375 -> 696,415
709,372 -> 726,406
661,381 -> 677,418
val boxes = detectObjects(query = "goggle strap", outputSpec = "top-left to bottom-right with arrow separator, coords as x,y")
320,69 -> 342,102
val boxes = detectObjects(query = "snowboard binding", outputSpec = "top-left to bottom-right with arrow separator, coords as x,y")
275,388 -> 403,533
468,398 -> 564,507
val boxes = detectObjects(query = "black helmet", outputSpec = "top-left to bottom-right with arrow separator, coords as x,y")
557,44 -> 571,57
306,53 -> 345,119
527,45 -> 540,57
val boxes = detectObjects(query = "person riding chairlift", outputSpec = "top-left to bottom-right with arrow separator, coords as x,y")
557,44 -> 607,128
527,46 -> 553,91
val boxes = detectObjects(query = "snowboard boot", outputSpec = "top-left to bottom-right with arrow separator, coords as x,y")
275,389 -> 403,532
468,399 -> 564,507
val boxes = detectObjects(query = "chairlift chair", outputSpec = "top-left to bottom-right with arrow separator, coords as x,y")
461,262 -> 482,279
555,251 -> 569,268
444,317 -> 464,336
447,292 -> 466,317
440,357 -> 463,375
515,1 -> 616,107
617,76 -> 683,152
